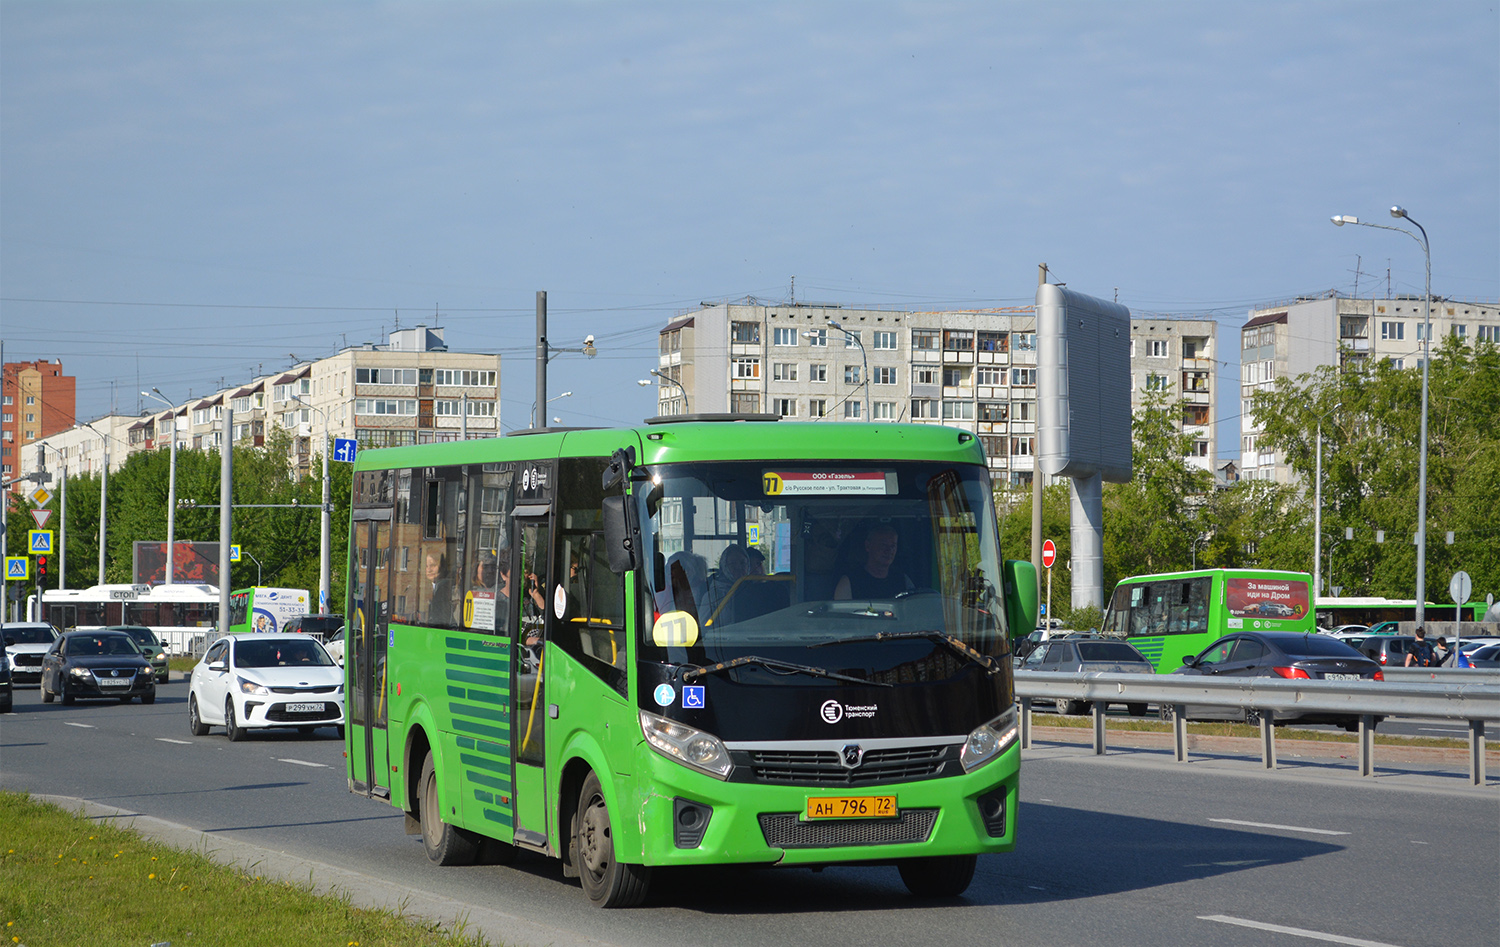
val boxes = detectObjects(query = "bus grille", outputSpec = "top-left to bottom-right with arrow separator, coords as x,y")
758,809 -> 938,849
745,745 -> 950,786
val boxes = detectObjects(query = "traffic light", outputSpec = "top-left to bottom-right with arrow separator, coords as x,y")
36,555 -> 48,586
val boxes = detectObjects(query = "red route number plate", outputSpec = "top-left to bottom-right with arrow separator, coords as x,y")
806,795 -> 897,819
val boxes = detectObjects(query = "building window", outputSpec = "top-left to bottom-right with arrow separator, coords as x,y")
732,358 -> 761,380
660,328 -> 682,354
357,429 -> 418,448
979,402 -> 1007,422
1011,368 -> 1036,386
808,398 -> 827,418
843,401 -> 862,419
1015,333 -> 1036,352
1453,324 -> 1468,339
773,327 -> 798,346
24,396 -> 35,405
805,329 -> 827,347
1381,321 -> 1404,341
873,401 -> 895,420
1387,357 -> 1405,369
1183,338 -> 1207,359
1,413 -> 10,423
843,330 -> 862,349
1183,371 -> 1210,392
976,367 -> 1005,386
25,413 -> 35,423
912,329 -> 938,351
466,400 -> 496,417
980,435 -> 1004,458
873,366 -> 896,385
1183,405 -> 1210,426
1416,324 -> 1427,341
943,367 -> 971,388
773,398 -> 798,417
1149,339 -> 1169,358
355,399 -> 417,416
731,392 -> 760,413
872,330 -> 897,350
943,330 -> 974,351
809,363 -> 827,383
1011,436 -> 1034,456
843,365 -> 861,385
731,321 -> 761,344
1477,325 -> 1498,343
910,399 -> 939,420
773,362 -> 798,382
357,368 -> 420,385
914,367 -> 938,386
1014,402 -> 1033,421
978,331 -> 1008,353
942,401 -> 975,420
1191,440 -> 1210,457
1145,373 -> 1169,391
435,400 -> 461,416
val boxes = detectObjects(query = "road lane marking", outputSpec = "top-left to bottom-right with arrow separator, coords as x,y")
1418,727 -> 1466,734
278,758 -> 328,768
1201,915 -> 1404,947
63,722 -> 95,729
1209,818 -> 1349,836
156,738 -> 192,745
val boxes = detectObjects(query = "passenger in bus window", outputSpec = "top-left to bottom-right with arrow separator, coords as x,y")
424,550 -> 455,626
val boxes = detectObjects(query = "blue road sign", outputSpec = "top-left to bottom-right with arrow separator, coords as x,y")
28,530 -> 53,554
333,438 -> 358,463
6,557 -> 28,580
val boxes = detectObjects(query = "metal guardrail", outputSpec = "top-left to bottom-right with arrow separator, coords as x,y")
1014,669 -> 1500,785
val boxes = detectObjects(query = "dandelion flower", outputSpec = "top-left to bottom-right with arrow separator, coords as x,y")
149,873 -> 156,880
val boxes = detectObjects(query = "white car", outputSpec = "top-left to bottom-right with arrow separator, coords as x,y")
188,633 -> 344,741
2,622 -> 60,684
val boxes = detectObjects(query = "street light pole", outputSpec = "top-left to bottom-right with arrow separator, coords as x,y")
292,395 -> 331,613
143,390 -> 179,584
529,391 -> 573,428
826,320 -> 869,420
1331,209 -> 1432,623
1312,401 -> 1341,615
645,370 -> 689,414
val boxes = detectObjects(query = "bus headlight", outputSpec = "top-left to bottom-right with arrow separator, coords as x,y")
237,676 -> 270,696
639,710 -> 732,780
960,706 -> 1018,773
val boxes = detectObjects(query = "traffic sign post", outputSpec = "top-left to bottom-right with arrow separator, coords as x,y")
1041,540 -> 1057,634
1450,570 -> 1473,664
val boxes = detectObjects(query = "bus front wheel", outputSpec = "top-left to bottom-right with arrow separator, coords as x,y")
898,854 -> 977,898
419,752 -> 479,866
575,770 -> 651,907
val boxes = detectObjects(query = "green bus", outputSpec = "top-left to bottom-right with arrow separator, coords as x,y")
343,418 -> 1037,906
227,586 -> 311,635
1100,568 -> 1314,672
1314,596 -> 1486,630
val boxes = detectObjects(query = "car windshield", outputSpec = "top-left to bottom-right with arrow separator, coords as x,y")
234,638 -> 333,668
635,459 -> 1008,668
1277,635 -> 1364,658
1472,645 -> 1500,660
1077,641 -> 1148,663
70,635 -> 140,657
121,628 -> 161,648
5,626 -> 55,644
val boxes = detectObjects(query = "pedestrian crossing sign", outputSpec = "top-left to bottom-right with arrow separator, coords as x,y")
5,557 -> 27,580
28,530 -> 54,554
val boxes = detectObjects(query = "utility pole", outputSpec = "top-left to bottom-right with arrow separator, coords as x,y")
218,407 -> 233,636
535,291 -> 548,431
1031,263 -> 1048,613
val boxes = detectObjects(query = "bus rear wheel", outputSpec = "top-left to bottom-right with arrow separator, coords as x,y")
898,854 -> 977,898
575,770 -> 650,907
419,752 -> 479,866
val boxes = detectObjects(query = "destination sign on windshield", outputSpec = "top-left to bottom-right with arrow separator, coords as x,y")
763,471 -> 894,496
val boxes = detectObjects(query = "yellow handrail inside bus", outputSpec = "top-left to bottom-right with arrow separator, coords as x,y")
521,650 -> 545,754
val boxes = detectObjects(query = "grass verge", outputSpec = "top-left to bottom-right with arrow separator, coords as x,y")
0,791 -> 495,947
1029,711 -> 1474,750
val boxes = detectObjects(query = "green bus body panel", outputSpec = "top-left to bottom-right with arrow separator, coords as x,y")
352,420 -> 1017,869
1111,568 -> 1315,673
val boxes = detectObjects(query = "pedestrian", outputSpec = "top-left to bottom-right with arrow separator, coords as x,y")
1405,626 -> 1438,667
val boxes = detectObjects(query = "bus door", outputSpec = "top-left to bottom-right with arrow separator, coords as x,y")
349,515 -> 393,798
511,509 -> 551,846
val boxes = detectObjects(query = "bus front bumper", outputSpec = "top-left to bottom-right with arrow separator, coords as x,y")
628,744 -> 1019,867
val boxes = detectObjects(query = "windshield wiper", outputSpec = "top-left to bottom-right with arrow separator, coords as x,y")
808,630 -> 1004,674
681,654 -> 893,687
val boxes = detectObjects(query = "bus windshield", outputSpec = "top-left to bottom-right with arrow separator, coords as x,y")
635,460 -> 1007,663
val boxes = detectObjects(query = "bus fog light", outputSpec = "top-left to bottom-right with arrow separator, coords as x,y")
640,710 -> 732,779
961,707 -> 1018,772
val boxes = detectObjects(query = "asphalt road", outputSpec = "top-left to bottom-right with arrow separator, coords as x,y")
3,678 -> 1496,947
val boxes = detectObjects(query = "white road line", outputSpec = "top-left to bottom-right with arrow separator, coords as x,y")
278,758 -> 328,768
156,738 -> 192,745
1209,818 -> 1349,836
63,722 -> 95,729
1418,727 -> 1466,734
1201,914 -> 1405,947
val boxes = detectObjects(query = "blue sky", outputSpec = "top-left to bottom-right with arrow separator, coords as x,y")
2,1 -> 1496,453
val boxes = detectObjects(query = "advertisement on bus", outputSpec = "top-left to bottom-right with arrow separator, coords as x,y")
1225,576 -> 1308,622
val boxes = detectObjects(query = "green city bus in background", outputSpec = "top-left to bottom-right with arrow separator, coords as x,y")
342,417 -> 1038,907
226,586 -> 311,635
1100,568 -> 1314,672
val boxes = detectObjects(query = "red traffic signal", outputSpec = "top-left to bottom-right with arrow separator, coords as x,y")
36,555 -> 48,580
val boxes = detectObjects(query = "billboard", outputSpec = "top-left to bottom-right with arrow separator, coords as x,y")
1225,576 -> 1310,621
133,541 -> 221,586
1037,283 -> 1133,483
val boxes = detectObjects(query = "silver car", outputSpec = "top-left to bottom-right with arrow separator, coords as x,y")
1020,637 -> 1156,715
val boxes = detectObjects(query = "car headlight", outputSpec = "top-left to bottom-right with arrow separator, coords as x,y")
960,706 -> 1019,773
639,709 -> 732,780
236,675 -> 270,696
69,666 -> 91,678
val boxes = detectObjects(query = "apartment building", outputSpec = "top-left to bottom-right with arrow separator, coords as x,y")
1239,294 -> 1500,482
3,360 -> 76,485
1128,318 -> 1219,472
34,325 -> 503,480
655,303 -> 1218,485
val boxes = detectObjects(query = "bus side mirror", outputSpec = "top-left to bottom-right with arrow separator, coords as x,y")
1002,559 -> 1039,639
602,495 -> 636,574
